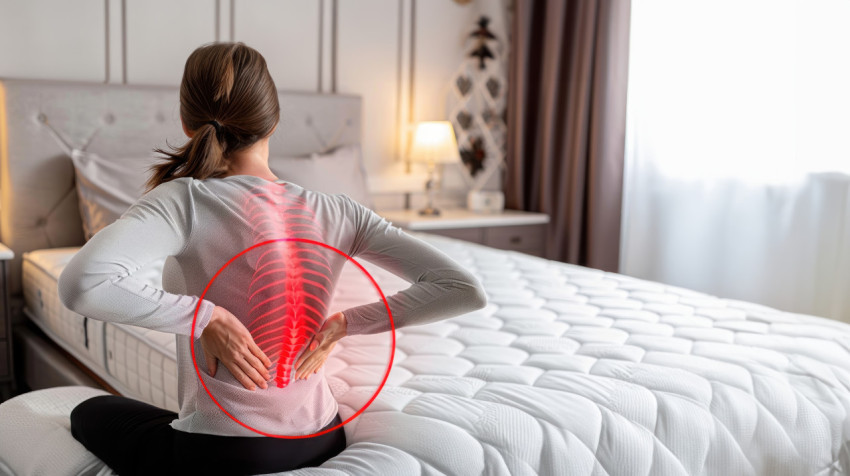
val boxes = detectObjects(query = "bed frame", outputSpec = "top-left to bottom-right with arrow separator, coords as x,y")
0,78 -> 361,393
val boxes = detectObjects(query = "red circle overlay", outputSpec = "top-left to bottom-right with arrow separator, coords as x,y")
190,238 -> 396,439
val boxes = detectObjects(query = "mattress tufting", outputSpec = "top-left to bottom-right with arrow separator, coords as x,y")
23,248 -> 108,375
23,247 -> 178,407
18,233 -> 850,475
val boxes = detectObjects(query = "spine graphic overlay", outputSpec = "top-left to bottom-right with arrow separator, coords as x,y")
243,183 -> 331,388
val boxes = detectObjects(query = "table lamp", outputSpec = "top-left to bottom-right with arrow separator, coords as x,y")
409,121 -> 461,216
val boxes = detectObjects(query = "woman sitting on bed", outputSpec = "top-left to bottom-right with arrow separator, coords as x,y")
57,42 -> 486,476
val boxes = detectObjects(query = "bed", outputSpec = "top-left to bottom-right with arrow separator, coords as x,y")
1,78 -> 850,475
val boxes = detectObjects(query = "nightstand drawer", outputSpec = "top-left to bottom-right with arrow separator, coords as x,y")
484,225 -> 545,251
424,228 -> 484,242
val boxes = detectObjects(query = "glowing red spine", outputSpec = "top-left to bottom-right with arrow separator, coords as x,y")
243,183 -> 330,388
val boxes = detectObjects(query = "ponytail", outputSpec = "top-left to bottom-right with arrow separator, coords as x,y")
144,122 -> 229,194
144,42 -> 280,193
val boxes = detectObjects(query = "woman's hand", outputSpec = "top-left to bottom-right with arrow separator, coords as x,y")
200,305 -> 272,390
294,312 -> 347,380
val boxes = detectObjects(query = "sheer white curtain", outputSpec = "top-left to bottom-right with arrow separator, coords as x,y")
621,0 -> 850,323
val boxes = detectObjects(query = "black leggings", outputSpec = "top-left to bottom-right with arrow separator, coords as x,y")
70,395 -> 346,476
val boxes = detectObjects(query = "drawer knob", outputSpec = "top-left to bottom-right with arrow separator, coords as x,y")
510,236 -> 522,244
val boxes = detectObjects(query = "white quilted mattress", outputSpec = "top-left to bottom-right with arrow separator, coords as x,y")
21,234 -> 850,475
23,248 -> 180,410
23,248 -> 108,375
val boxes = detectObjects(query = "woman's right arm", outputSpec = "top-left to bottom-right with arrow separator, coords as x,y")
339,196 -> 488,336
58,180 -> 271,390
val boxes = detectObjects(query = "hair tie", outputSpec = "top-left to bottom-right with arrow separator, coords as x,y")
205,120 -> 222,135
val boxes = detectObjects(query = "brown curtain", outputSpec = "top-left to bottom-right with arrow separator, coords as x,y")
505,0 -> 632,272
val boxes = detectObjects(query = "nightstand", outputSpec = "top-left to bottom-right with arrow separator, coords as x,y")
379,209 -> 550,257
0,243 -> 13,400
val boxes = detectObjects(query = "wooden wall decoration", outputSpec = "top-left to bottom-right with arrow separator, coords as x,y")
447,16 -> 507,191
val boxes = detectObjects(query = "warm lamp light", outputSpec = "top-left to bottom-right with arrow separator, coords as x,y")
409,121 -> 460,216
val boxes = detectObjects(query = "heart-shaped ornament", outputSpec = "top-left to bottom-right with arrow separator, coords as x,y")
486,77 -> 500,99
456,111 -> 473,130
456,76 -> 472,96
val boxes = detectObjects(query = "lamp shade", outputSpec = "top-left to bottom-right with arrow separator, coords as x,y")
409,121 -> 461,164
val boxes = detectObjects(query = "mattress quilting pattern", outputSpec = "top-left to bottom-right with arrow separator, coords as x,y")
22,234 -> 850,475
22,248 -> 107,374
23,247 -> 177,409
105,323 -> 179,412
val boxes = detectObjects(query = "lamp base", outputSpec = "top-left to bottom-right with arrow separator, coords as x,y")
419,166 -> 441,216
418,206 -> 441,216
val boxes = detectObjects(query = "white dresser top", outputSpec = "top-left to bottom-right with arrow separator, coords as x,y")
377,209 -> 550,231
0,243 -> 14,260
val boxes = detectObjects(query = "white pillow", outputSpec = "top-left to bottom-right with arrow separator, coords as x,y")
268,144 -> 374,209
70,149 -> 158,241
70,144 -> 373,240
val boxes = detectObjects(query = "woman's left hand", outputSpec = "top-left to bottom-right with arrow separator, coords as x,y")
294,312 -> 347,380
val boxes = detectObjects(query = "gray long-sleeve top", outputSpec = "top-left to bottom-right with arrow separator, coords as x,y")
58,175 -> 487,436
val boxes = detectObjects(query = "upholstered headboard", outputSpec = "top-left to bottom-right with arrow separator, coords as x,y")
0,78 -> 361,313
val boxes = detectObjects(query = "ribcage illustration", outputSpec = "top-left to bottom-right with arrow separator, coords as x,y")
242,183 -> 331,388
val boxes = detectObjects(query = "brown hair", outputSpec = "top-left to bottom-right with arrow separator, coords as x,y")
145,42 -> 280,193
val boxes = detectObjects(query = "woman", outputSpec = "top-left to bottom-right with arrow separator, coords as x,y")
57,42 -> 486,476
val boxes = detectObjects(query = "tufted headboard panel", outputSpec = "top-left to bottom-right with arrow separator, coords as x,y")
0,78 -> 361,308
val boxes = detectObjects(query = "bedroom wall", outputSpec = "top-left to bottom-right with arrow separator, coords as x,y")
0,0 -> 510,210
